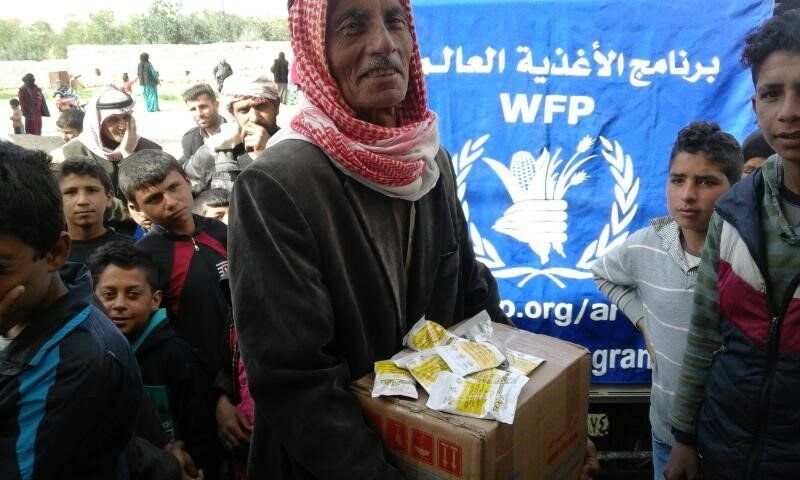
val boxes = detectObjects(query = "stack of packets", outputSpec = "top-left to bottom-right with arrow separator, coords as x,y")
371,313 -> 545,425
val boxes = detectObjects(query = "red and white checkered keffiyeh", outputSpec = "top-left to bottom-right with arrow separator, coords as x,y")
288,0 -> 440,200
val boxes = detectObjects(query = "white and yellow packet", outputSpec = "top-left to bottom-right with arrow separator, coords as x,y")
449,310 -> 495,343
390,348 -> 419,369
467,368 -> 529,387
372,360 -> 418,399
504,349 -> 546,376
403,318 -> 457,351
435,340 -> 506,377
426,372 -> 526,424
405,351 -> 452,394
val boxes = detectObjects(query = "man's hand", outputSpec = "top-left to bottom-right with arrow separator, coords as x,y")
165,441 -> 205,480
241,123 -> 269,159
216,395 -> 251,450
581,439 -> 600,480
664,441 -> 699,480
636,317 -> 656,365
119,116 -> 139,159
0,285 -> 25,335
207,122 -> 242,152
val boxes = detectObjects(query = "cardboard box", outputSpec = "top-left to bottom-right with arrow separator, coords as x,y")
352,322 -> 590,480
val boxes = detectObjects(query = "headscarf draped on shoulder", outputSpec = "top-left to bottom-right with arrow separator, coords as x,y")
78,87 -> 139,161
286,0 -> 440,201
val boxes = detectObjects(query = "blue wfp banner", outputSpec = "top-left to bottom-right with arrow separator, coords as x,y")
412,0 -> 773,383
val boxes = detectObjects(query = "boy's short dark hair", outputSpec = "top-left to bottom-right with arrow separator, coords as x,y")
9,99 -> 19,108
193,188 -> 230,213
119,150 -> 187,205
670,121 -> 743,185
0,142 -> 61,259
57,156 -> 114,194
55,109 -> 85,131
742,130 -> 775,161
742,9 -> 800,84
89,241 -> 160,291
183,84 -> 216,103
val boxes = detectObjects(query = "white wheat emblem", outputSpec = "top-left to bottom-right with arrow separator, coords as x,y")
484,136 -> 595,264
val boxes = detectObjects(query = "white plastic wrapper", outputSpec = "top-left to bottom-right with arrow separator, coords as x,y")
390,348 -> 419,369
405,351 -> 452,394
426,372 -> 527,424
372,360 -> 418,399
435,340 -> 506,377
449,310 -> 495,343
403,318 -> 457,351
504,349 -> 546,376
467,368 -> 529,388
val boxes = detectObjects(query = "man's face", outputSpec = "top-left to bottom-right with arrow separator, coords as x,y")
667,152 -> 731,238
325,0 -> 412,120
187,94 -> 221,130
0,233 -> 69,334
231,98 -> 279,134
100,113 -> 131,144
59,127 -> 80,143
95,265 -> 161,338
752,51 -> 800,164
60,174 -> 112,234
131,170 -> 194,232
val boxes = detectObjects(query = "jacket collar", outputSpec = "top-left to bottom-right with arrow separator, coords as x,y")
151,214 -> 205,239
130,308 -> 169,353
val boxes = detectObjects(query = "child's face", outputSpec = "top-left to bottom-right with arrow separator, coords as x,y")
0,233 -> 69,335
752,51 -> 800,164
59,127 -> 80,143
202,205 -> 229,223
95,265 -> 161,338
60,174 -> 112,234
131,170 -> 194,232
667,152 -> 731,237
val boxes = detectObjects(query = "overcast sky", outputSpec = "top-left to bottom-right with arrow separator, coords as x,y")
0,0 -> 288,29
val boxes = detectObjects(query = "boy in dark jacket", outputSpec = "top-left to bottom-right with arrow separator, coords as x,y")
0,141 -> 141,479
57,156 -> 135,265
666,11 -> 800,480
119,150 -> 250,465
90,241 -> 217,479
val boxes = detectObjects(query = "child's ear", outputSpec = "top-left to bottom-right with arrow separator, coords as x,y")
151,289 -> 163,312
46,232 -> 71,272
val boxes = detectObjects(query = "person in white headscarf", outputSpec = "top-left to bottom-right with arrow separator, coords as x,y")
60,87 -> 162,222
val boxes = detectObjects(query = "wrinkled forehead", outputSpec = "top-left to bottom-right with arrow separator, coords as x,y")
325,0 -> 410,25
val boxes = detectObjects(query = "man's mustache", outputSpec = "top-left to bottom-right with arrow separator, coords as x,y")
359,56 -> 404,76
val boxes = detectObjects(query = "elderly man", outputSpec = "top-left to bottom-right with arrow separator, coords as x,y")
228,0 -> 508,478
180,78 -> 279,193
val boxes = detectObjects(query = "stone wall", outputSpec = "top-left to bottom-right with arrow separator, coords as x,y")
1,41 -> 293,90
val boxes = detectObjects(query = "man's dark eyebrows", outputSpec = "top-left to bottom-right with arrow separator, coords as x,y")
384,5 -> 406,18
757,82 -> 781,92
334,7 -> 368,26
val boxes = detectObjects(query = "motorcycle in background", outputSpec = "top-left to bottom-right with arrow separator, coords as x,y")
54,75 -> 84,112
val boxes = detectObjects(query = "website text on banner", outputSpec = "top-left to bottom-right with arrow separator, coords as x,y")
412,0 -> 773,383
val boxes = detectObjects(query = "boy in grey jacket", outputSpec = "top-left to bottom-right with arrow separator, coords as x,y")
592,121 -> 741,479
